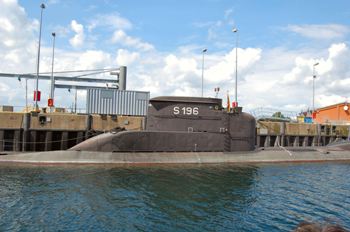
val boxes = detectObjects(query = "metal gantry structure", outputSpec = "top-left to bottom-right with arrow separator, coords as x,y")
250,107 -> 298,121
0,66 -> 127,111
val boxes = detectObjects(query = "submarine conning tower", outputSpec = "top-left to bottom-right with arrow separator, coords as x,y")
145,96 -> 256,152
69,96 -> 256,152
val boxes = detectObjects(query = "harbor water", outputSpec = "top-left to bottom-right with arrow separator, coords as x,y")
0,162 -> 349,231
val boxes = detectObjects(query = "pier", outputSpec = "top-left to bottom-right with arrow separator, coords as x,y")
257,121 -> 349,148
0,112 -> 143,152
0,112 -> 348,153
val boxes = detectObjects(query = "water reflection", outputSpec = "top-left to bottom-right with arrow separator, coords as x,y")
0,163 -> 349,231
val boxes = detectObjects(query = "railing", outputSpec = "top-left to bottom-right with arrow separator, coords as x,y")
250,107 -> 298,121
5,106 -> 87,114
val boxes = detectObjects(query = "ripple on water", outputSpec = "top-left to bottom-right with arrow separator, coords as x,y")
0,163 -> 349,231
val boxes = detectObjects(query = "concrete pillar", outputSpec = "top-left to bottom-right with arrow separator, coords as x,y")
274,135 -> 280,147
22,113 -> 31,152
293,136 -> 299,147
45,131 -> 52,151
60,132 -> 68,150
281,135 -> 285,147
280,122 -> 285,136
0,130 -> 4,151
256,135 -> 261,148
76,131 -> 84,144
264,136 -> 270,147
312,136 -> 318,146
302,136 -> 308,147
286,136 -> 291,147
30,131 -> 37,151
13,130 -> 21,152
119,66 -> 127,90
85,115 -> 92,139
142,117 -> 146,130
317,124 -> 322,146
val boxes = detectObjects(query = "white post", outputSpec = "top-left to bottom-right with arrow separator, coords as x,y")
312,62 -> 319,112
232,28 -> 239,105
50,32 -> 56,112
34,3 -> 45,111
201,48 -> 207,97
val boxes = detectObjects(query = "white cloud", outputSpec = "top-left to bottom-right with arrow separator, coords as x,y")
0,17 -> 15,32
163,54 -> 197,75
287,24 -> 350,40
53,25 -> 71,38
317,94 -> 348,107
76,50 -> 112,69
224,9 -> 233,19
1,0 -> 350,114
87,13 -> 132,32
115,49 -> 140,66
241,43 -> 350,111
47,0 -> 60,5
111,30 -> 154,51
69,20 -> 84,48
205,47 -> 261,83
0,83 -> 9,92
0,0 -> 37,73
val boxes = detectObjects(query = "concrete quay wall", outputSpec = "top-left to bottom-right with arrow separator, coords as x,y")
0,112 -> 348,153
0,112 -> 144,152
257,121 -> 350,148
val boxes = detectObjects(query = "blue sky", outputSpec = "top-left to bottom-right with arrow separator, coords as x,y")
1,0 -> 350,112
20,0 -> 349,50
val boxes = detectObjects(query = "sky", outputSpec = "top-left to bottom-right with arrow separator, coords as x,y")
0,0 -> 350,113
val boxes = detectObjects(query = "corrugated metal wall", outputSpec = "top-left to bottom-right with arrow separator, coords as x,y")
86,89 -> 150,116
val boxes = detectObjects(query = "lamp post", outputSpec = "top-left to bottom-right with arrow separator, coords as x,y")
312,62 -> 319,112
49,32 -> 56,112
25,78 -> 28,111
214,87 -> 220,98
232,28 -> 238,106
201,48 -> 207,97
34,3 -> 45,111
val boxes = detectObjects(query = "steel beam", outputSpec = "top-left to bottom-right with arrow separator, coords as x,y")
0,73 -> 118,84
54,84 -> 118,90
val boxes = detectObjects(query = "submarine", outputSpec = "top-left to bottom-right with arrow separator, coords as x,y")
70,96 -> 256,153
1,96 -> 350,164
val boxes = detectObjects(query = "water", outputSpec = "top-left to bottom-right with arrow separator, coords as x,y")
0,162 -> 349,231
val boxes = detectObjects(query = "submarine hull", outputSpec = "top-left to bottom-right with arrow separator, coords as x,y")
69,130 -> 255,152
1,148 -> 350,165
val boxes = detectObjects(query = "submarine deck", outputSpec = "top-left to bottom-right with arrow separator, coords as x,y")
1,148 -> 350,165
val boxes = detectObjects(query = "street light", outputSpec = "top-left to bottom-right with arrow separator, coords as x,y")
34,3 -> 45,111
232,28 -> 238,106
49,32 -> 56,112
312,62 -> 319,112
201,48 -> 207,97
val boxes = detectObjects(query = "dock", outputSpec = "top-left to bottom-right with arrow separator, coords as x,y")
0,112 -> 143,152
0,112 -> 348,153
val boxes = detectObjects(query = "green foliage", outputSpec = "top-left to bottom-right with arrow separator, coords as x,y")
272,111 -> 285,118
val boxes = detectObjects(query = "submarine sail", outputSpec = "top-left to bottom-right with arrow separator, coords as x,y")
70,96 -> 256,152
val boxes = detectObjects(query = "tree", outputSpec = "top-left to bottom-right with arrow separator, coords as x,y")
272,111 -> 285,118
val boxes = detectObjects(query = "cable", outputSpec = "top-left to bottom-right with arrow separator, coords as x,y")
275,137 -> 293,156
21,68 -> 119,76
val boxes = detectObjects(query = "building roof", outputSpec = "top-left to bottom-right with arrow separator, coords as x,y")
317,102 -> 349,111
